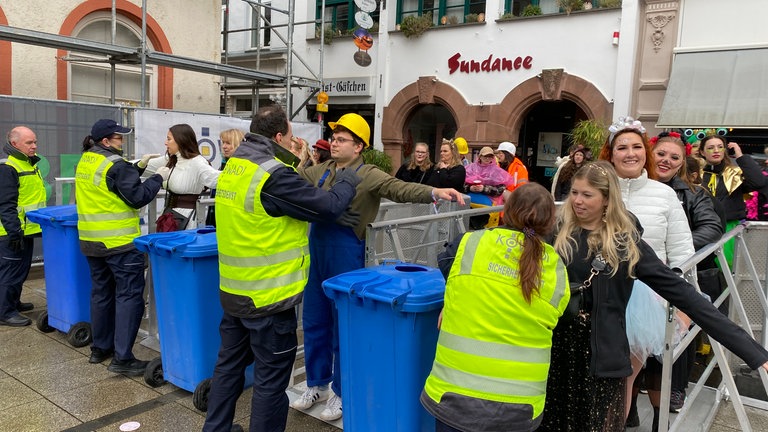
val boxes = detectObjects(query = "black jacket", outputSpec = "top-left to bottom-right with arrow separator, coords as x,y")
702,155 -> 766,221
395,164 -> 434,185
427,164 -> 466,191
569,230 -> 768,378
0,142 -> 42,239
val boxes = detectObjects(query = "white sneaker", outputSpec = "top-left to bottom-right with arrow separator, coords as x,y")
319,393 -> 342,421
290,386 -> 330,410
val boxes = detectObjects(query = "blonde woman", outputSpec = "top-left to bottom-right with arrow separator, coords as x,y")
427,139 -> 466,190
206,128 -> 245,226
395,142 -> 434,184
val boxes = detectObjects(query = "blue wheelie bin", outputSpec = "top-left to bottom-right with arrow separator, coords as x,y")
134,229 -> 252,412
323,262 -> 445,432
26,205 -> 93,348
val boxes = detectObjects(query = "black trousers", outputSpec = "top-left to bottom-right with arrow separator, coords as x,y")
0,237 -> 34,320
86,249 -> 146,361
203,307 -> 298,432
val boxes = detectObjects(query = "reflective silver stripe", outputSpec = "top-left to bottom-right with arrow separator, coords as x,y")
219,245 -> 308,267
260,159 -> 283,174
220,268 -> 305,291
78,211 -> 138,222
244,165 -> 268,214
459,232 -> 482,275
438,330 -> 550,364
431,362 -> 547,397
21,202 -> 45,211
79,226 -> 138,238
549,258 -> 568,309
92,158 -> 113,187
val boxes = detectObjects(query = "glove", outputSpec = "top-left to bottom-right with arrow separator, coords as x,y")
334,168 -> 362,188
336,208 -> 361,228
7,231 -> 24,253
155,166 -> 172,182
138,153 -> 163,169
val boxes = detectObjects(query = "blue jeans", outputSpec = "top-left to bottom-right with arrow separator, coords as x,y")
0,237 -> 34,320
302,223 -> 364,396
203,308 -> 298,432
86,249 -> 146,361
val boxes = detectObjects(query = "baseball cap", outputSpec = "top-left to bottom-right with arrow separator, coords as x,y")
91,119 -> 133,142
479,146 -> 495,156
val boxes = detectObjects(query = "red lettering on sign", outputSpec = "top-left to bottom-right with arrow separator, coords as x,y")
448,53 -> 533,74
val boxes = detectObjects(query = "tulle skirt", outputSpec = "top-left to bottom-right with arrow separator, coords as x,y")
625,280 -> 687,362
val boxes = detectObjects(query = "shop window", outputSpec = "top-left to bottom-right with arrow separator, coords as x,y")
504,0 -> 602,15
397,0 -> 486,24
316,0 -> 380,35
69,14 -> 155,106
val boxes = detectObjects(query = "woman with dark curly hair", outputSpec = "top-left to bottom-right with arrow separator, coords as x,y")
553,145 -> 591,201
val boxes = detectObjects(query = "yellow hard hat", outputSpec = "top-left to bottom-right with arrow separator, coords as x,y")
329,113 -> 370,148
454,137 -> 468,155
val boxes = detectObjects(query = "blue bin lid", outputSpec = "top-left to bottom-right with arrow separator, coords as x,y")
26,205 -> 79,227
323,263 -> 445,313
133,228 -> 218,258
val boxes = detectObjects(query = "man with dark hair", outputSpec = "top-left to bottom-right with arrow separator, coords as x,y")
0,126 -> 46,326
203,105 -> 360,432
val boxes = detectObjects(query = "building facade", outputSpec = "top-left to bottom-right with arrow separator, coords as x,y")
0,0 -> 222,113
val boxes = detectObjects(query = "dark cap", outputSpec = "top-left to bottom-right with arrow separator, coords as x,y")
91,119 -> 132,142
313,139 -> 330,151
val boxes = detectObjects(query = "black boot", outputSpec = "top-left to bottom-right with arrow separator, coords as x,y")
652,407 -> 660,432
626,395 -> 639,428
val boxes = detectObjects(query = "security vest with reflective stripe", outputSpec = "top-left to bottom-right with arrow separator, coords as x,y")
422,229 -> 569,430
215,154 -> 309,318
75,151 -> 140,250
0,154 -> 46,236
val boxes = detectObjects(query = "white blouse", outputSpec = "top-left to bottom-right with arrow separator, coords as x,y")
145,153 -> 220,227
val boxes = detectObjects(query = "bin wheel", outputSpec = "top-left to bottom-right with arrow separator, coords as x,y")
67,322 -> 92,348
193,378 -> 212,411
144,357 -> 166,387
36,311 -> 55,333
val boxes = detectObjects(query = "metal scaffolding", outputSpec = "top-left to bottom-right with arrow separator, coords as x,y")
0,0 -> 323,119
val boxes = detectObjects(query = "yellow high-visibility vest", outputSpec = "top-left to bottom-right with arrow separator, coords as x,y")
75,152 -> 139,250
0,154 -> 46,236
215,156 -> 309,316
423,229 -> 569,426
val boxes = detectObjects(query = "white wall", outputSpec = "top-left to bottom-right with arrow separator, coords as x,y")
678,0 -> 768,49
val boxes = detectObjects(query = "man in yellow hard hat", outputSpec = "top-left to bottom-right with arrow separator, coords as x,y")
292,113 -> 465,421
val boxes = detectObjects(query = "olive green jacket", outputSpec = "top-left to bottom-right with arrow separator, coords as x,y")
300,155 -> 434,239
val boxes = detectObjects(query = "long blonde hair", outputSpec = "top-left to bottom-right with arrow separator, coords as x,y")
441,139 -> 463,168
554,161 -> 641,277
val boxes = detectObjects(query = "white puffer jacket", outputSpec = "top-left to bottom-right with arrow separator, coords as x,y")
619,170 -> 694,269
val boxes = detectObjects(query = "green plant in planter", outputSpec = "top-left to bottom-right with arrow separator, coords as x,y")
521,5 -> 542,16
315,25 -> 334,45
362,147 -> 393,174
399,12 -> 433,39
568,119 -> 608,157
558,0 -> 584,14
599,0 -> 622,8
465,13 -> 479,23
499,12 -> 515,20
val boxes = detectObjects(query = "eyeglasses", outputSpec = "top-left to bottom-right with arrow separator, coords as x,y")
480,154 -> 495,159
331,136 -> 356,145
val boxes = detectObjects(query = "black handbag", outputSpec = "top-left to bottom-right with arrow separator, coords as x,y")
561,254 -> 610,326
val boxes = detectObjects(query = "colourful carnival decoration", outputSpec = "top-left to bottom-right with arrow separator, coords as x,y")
353,28 -> 373,50
682,128 -> 730,144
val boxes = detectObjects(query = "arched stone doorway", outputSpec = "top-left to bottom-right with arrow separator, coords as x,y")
382,71 -> 611,174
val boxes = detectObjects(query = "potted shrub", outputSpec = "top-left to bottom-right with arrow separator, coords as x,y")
599,0 -> 622,7
362,147 -> 393,173
558,0 -> 584,14
521,4 -> 542,16
568,119 -> 608,157
465,13 -> 479,23
399,12 -> 433,38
